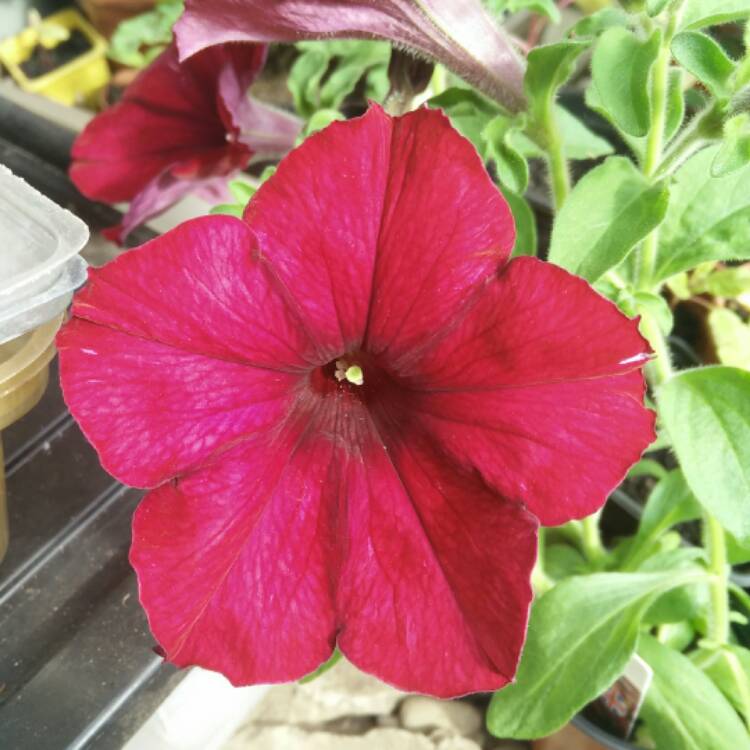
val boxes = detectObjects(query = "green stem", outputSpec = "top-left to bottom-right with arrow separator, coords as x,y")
605,269 -> 628,290
430,64 -> 447,98
581,513 -> 605,564
705,512 -> 730,644
540,99 -> 570,211
640,311 -> 673,385
637,21 -> 675,290
532,528 -> 554,594
653,105 -> 718,179
643,47 -> 671,180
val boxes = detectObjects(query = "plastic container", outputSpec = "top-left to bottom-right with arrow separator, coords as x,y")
0,164 -> 88,345
0,314 -> 62,562
0,8 -> 110,107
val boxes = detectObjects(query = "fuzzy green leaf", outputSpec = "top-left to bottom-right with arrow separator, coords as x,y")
639,635 -> 750,750
501,187 -> 537,258
652,146 -> 750,282
659,366 -> 750,542
708,307 -> 750,369
671,31 -> 735,101
487,571 -> 702,740
693,644 -> 750,721
556,106 -> 614,160
524,41 -> 589,133
428,87 -> 502,153
548,156 -> 668,282
713,114 -> 750,177
681,0 -> 750,30
591,27 -> 660,137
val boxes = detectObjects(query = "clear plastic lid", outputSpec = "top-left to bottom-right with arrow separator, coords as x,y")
0,255 -> 87,345
0,163 -> 89,303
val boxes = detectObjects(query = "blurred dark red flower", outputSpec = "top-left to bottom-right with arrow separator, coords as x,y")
58,107 -> 653,697
175,0 -> 526,112
70,41 -> 300,241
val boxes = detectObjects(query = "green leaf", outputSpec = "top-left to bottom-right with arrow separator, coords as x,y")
628,458 -> 669,480
288,48 -> 330,117
484,0 -> 561,22
569,8 -> 631,39
647,0 -> 672,15
108,0 -> 183,68
707,307 -> 750,369
548,156 -> 669,282
671,32 -> 735,101
591,27 -> 660,137
228,179 -> 256,204
428,87 -> 502,153
544,544 -> 588,580
659,366 -> 750,542
209,203 -> 244,219
304,108 -> 346,137
616,290 -> 674,335
299,648 -> 342,684
487,570 -> 703,740
484,116 -> 529,193
657,621 -> 695,651
556,105 -> 614,160
727,531 -> 750,564
640,548 -> 708,624
693,644 -> 750,720
713,114 -> 750,177
640,472 -> 702,542
639,635 -> 750,750
524,41 -> 589,133
501,187 -> 537,258
622,470 -> 702,571
288,41 -> 389,118
681,0 -> 750,30
653,146 -> 750,282
697,264 -> 750,297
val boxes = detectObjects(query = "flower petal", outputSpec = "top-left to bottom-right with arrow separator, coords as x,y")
70,42 -> 263,203
131,412 -> 339,684
130,391 -> 537,695
234,97 -> 304,156
337,420 -> 538,697
58,216 -> 319,486
176,0 -> 526,111
404,257 -> 655,525
244,106 -> 513,360
116,170 -> 198,242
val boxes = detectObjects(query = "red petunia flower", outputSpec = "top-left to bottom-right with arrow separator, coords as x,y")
70,41 -> 301,242
175,0 -> 526,112
58,107 -> 654,697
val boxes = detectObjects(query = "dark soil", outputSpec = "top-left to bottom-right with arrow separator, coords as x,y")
20,29 -> 91,79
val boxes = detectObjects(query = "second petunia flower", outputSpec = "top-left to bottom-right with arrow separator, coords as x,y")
70,41 -> 301,242
58,106 -> 655,698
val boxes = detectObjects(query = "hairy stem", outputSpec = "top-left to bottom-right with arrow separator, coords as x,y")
705,513 -> 730,644
637,13 -> 678,290
544,108 -> 570,211
640,311 -> 673,385
653,103 -> 722,179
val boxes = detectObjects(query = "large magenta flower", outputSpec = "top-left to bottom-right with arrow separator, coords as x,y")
175,0 -> 526,112
58,107 -> 653,697
70,41 -> 301,241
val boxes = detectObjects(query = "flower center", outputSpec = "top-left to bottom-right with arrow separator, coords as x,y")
334,359 -> 364,386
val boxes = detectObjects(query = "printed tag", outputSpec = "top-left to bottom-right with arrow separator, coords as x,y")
584,654 -> 654,739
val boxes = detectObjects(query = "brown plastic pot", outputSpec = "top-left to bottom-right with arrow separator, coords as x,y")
0,314 -> 62,563
77,0 -> 156,38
